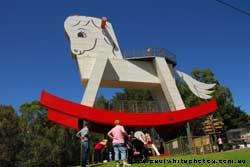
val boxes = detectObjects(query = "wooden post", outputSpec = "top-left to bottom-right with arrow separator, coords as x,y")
186,122 -> 193,153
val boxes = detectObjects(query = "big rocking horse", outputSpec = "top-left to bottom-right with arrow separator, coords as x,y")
40,15 -> 217,135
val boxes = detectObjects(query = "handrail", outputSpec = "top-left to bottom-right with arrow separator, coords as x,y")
121,48 -> 177,65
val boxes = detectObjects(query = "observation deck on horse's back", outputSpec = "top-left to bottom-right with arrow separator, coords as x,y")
122,48 -> 177,66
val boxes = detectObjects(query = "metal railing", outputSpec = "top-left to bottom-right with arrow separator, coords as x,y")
121,48 -> 177,65
111,100 -> 161,112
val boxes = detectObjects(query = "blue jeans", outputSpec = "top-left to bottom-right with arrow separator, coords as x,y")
81,141 -> 89,167
113,143 -> 126,161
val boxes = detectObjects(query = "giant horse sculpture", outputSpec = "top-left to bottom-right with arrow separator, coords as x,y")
40,15 -> 217,134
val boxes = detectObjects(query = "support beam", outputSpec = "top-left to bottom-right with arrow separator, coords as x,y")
154,57 -> 185,111
81,57 -> 108,106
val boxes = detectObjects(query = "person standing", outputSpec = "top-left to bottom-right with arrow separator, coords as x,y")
217,136 -> 223,152
145,133 -> 160,156
107,120 -> 130,167
76,121 -> 89,167
145,48 -> 153,56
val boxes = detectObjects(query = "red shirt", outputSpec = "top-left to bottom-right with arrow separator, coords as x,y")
94,142 -> 105,150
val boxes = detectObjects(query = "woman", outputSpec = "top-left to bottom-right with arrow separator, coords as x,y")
107,120 -> 131,167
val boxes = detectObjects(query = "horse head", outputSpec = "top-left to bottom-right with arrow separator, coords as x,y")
64,15 -> 122,58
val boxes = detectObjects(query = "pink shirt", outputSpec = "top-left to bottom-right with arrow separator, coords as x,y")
108,125 -> 125,144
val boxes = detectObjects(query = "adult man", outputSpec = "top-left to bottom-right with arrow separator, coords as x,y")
76,121 -> 89,167
107,120 -> 130,167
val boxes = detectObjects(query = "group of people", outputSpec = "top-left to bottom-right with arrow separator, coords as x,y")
76,119 -> 159,167
126,131 -> 160,164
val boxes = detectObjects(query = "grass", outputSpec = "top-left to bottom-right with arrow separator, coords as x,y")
74,148 -> 250,167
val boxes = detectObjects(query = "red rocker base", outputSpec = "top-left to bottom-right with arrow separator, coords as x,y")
40,90 -> 218,131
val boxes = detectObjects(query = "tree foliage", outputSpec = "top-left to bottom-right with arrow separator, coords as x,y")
0,105 -> 20,167
18,101 -> 80,167
112,89 -> 153,102
94,95 -> 108,109
0,101 -> 80,167
177,68 -> 250,136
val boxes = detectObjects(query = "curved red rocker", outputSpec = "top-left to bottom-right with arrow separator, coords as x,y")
40,90 -> 218,130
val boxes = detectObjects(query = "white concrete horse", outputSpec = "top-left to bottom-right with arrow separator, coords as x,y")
64,15 -> 215,111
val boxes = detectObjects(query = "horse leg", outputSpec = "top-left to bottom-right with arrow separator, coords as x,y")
153,57 -> 185,111
81,57 -> 108,106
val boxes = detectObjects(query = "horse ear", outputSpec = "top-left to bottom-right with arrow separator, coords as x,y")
101,17 -> 107,29
64,16 -> 78,28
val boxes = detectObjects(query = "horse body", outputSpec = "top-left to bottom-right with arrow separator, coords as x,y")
38,15 -> 218,136
64,15 -> 215,111
79,57 -> 160,87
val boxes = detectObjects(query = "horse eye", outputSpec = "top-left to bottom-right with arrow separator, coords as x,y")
77,31 -> 86,38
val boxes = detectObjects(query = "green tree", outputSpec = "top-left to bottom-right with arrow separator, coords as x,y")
177,68 -> 250,136
113,88 -> 153,101
94,95 -> 108,109
0,105 -> 20,167
16,100 -> 80,167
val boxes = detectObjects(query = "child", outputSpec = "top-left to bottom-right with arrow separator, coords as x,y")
94,139 -> 108,163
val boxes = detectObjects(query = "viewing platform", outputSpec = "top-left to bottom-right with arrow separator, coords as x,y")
122,48 -> 177,66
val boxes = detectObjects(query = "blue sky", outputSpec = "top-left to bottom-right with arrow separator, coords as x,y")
0,0 -> 249,114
